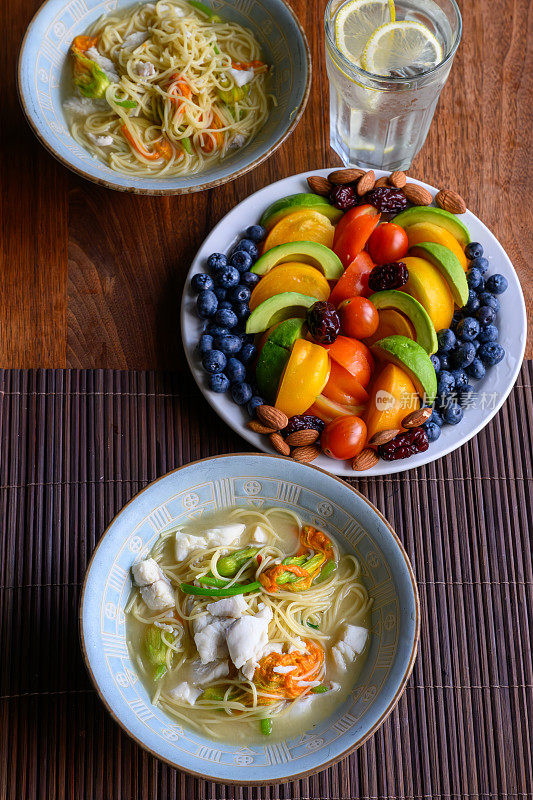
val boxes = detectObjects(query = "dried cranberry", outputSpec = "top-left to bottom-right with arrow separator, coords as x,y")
368,262 -> 409,292
284,415 -> 325,436
364,187 -> 408,213
307,301 -> 341,344
330,184 -> 358,210
377,428 -> 429,461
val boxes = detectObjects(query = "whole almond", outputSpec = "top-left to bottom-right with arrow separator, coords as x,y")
247,420 -> 277,435
401,407 -> 433,428
307,175 -> 333,196
291,445 -> 321,463
269,433 -> 291,456
257,405 -> 288,431
374,176 -> 389,187
356,170 -> 376,196
389,170 -> 407,188
328,168 -> 365,185
352,448 -> 379,471
285,429 -> 320,446
403,183 -> 433,206
368,428 -> 401,447
435,189 -> 467,215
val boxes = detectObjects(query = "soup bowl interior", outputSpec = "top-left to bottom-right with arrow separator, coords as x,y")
80,454 -> 419,782
18,0 -> 310,194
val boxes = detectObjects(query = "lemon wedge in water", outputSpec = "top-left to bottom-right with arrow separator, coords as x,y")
335,0 -> 396,65
361,20 -> 443,76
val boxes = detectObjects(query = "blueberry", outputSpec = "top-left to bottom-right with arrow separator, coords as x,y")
478,342 -> 505,366
202,349 -> 227,374
466,357 -> 486,380
197,290 -> 218,318
225,357 -> 246,383
240,271 -> 260,289
213,287 -> 227,302
247,395 -> 264,416
245,225 -> 266,243
457,384 -> 475,406
230,250 -> 254,273
215,308 -> 238,329
442,402 -> 464,425
476,305 -> 495,326
467,267 -> 483,290
240,343 -> 257,365
437,370 -> 455,395
478,292 -> 500,313
485,274 -> 508,294
216,266 -> 241,289
438,352 -> 450,371
451,368 -> 468,389
429,408 -> 443,427
214,334 -> 242,355
199,334 -> 213,354
228,285 -> 251,304
464,290 -> 480,314
430,354 -> 441,373
452,341 -> 476,368
206,323 -> 229,337
478,324 -> 498,343
465,242 -> 483,260
207,253 -> 227,272
209,373 -> 230,393
234,239 -> 259,259
233,301 -> 251,321
470,256 -> 489,274
191,273 -> 214,292
423,421 -> 441,442
231,382 -> 253,405
437,328 -> 456,352
457,316 -> 480,341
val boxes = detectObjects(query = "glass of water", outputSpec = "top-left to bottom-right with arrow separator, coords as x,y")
324,0 -> 462,171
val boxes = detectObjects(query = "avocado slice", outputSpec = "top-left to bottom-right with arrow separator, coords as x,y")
260,194 -> 343,230
370,335 -> 437,404
409,242 -> 469,307
369,290 -> 438,355
392,206 -> 470,247
255,318 -> 305,401
252,241 -> 343,279
246,292 -> 318,334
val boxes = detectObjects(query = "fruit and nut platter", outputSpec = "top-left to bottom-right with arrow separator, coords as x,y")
181,168 -> 526,476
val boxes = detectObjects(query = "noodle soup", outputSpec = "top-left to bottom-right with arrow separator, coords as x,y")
126,507 -> 372,743
64,1 -> 271,177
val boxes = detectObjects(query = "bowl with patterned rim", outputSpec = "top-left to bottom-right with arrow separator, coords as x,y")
18,0 -> 311,194
80,452 -> 419,783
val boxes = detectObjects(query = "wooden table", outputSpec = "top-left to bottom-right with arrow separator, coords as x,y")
1,0 -> 531,368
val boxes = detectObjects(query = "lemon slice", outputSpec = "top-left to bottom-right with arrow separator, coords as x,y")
335,0 -> 396,65
361,20 -> 443,76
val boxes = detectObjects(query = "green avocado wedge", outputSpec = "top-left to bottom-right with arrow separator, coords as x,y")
260,194 -> 343,230
392,206 -> 471,247
245,292 -> 318,334
251,241 -> 344,279
369,290 -> 438,355
409,242 -> 469,307
371,335 -> 437,404
255,318 -> 305,401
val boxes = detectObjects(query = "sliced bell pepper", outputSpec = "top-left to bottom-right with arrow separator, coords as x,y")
334,212 -> 381,269
333,204 -> 379,247
322,336 -> 374,388
329,251 -> 375,305
275,339 -> 330,418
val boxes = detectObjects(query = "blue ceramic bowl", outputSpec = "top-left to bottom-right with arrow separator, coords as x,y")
80,453 -> 420,783
18,0 -> 310,194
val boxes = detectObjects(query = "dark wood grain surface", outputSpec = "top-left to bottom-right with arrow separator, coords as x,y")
0,0 -> 531,368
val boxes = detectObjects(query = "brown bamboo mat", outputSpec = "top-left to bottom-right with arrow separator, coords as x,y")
0,364 -> 532,800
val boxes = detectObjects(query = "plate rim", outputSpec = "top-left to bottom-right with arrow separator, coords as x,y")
180,168 -> 528,475
17,0 -> 312,195
79,451 -> 421,784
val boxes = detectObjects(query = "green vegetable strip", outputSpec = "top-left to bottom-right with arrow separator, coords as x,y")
188,0 -> 214,16
201,687 -> 225,701
260,718 -> 273,736
153,664 -> 167,682
198,575 -> 230,588
145,625 -> 167,666
311,685 -> 329,694
217,546 -> 260,577
307,621 -> 319,630
180,581 -> 261,597
315,560 -> 336,584
114,98 -> 137,108
181,136 -> 193,155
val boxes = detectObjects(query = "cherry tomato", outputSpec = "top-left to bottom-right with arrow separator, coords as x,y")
329,251 -> 375,305
367,223 -> 409,265
323,360 -> 369,406
338,297 -> 379,339
321,415 -> 367,460
333,204 -> 379,247
322,336 -> 374,387
334,212 -> 381,269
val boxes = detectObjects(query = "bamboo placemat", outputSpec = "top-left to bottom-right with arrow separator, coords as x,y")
0,365 -> 531,800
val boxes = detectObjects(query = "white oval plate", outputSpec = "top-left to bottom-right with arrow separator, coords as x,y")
180,169 -> 527,476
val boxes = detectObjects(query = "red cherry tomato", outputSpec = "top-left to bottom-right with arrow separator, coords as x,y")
329,251 -> 375,305
333,204 -> 379,247
338,297 -> 379,339
334,212 -> 381,268
323,360 -> 370,406
321,415 -> 367,460
367,222 -> 409,264
322,335 -> 374,387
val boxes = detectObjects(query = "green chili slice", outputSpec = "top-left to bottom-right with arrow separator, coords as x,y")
260,718 -> 273,736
